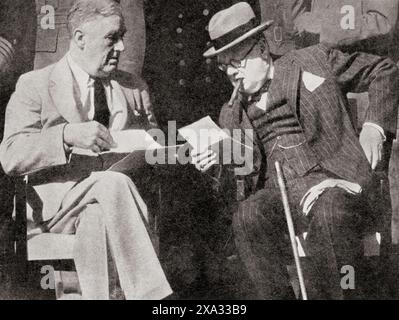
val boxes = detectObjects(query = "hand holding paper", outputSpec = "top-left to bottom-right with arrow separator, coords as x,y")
191,149 -> 218,173
64,121 -> 116,153
178,116 -> 230,154
106,130 -> 162,153
72,129 -> 164,173
179,116 -> 253,172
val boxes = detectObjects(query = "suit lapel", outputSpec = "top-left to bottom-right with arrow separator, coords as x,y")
49,56 -> 86,123
49,57 -> 130,129
110,79 -> 129,130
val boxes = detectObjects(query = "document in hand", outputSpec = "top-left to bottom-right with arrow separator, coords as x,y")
178,116 -> 252,165
106,130 -> 162,153
72,130 -> 166,173
105,130 -> 163,172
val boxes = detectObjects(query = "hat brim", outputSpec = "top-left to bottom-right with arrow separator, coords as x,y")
203,20 -> 274,58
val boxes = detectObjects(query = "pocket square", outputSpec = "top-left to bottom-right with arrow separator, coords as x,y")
302,71 -> 325,92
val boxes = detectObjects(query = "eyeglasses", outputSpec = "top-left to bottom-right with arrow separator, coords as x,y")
217,41 -> 257,73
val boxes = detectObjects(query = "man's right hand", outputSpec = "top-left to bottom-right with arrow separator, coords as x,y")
191,149 -> 217,173
63,121 -> 117,153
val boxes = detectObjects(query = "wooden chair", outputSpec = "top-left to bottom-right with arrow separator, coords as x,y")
14,173 -> 162,300
14,177 -> 78,299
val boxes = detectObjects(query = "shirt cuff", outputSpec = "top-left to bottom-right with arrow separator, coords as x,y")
363,122 -> 387,141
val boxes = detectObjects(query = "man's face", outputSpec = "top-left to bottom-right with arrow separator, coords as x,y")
218,39 -> 270,94
79,15 -> 126,78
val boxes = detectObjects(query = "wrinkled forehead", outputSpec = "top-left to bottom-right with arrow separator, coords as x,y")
83,14 -> 126,34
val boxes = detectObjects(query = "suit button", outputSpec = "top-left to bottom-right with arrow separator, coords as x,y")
179,60 -> 186,67
206,58 -> 212,64
205,76 -> 212,83
179,79 -> 186,86
205,25 -> 209,31
176,43 -> 184,49
178,13 -> 183,19
176,27 -> 183,34
203,9 -> 210,16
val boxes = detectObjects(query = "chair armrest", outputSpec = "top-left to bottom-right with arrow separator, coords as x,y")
14,176 -> 27,265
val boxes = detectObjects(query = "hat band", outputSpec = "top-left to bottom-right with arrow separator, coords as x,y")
212,18 -> 257,51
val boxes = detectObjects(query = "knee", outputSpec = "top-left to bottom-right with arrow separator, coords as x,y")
76,204 -> 105,232
311,188 -> 359,225
93,171 -> 135,191
233,192 -> 282,237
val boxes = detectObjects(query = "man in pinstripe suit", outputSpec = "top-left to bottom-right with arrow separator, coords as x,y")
193,3 -> 399,299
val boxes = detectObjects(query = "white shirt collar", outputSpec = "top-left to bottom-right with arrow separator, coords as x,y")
66,53 -> 93,95
268,62 -> 275,80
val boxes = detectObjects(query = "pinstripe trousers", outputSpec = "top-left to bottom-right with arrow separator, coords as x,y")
233,159 -> 369,299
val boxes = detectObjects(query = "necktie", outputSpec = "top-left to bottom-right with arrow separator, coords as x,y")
233,79 -> 272,123
251,79 -> 272,103
93,79 -> 110,127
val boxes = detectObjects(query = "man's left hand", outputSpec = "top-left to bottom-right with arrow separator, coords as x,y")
359,125 -> 384,170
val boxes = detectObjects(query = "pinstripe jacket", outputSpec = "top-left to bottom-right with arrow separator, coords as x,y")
220,44 -> 399,193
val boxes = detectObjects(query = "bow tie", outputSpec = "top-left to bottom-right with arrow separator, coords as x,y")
233,79 -> 272,123
249,79 -> 272,103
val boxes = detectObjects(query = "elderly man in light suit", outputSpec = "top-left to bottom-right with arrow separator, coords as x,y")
35,0 -> 146,75
34,0 -> 150,127
0,0 -> 171,300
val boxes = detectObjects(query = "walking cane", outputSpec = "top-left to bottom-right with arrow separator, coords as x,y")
275,161 -> 308,300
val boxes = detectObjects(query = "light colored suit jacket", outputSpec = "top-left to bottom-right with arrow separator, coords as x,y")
0,55 -> 156,222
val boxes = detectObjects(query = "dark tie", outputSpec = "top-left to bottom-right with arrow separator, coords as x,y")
93,79 -> 110,127
251,79 -> 272,103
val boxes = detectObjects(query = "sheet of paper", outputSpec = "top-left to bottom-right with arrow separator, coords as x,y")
107,130 -> 162,153
178,116 -> 253,168
178,116 -> 230,152
107,145 -> 185,173
179,116 -> 252,151
72,130 -> 162,156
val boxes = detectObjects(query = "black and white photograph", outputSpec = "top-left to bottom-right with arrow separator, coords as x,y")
0,0 -> 399,304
